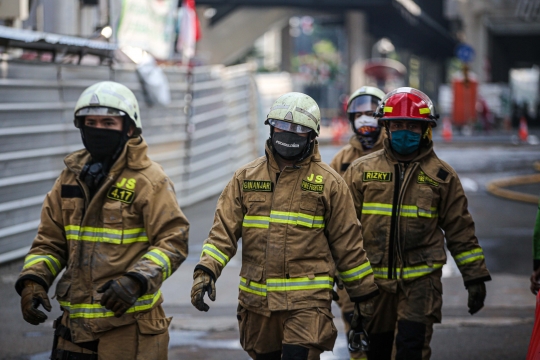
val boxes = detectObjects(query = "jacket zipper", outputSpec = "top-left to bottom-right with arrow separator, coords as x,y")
391,162 -> 419,279
388,164 -> 401,279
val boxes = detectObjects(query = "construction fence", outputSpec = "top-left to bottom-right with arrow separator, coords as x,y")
0,60 -> 260,263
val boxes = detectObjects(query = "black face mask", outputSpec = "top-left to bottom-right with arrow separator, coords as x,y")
272,131 -> 309,160
82,126 -> 123,161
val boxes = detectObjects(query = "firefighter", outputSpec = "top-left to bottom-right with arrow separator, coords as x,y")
190,92 -> 379,360
330,86 -> 385,360
330,86 -> 386,176
15,81 -> 189,360
342,87 -> 491,359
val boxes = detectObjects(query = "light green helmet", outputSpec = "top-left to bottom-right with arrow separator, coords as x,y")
74,81 -> 142,136
347,86 -> 386,114
265,92 -> 321,136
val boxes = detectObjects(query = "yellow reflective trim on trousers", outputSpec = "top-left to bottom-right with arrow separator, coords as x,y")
362,203 -> 438,218
201,244 -> 230,266
58,291 -> 161,319
266,276 -> 333,291
24,254 -> 62,276
455,248 -> 484,266
64,225 -> 148,243
351,357 -> 368,360
239,277 -> 267,296
373,264 -> 443,279
339,262 -> 373,282
143,249 -> 172,280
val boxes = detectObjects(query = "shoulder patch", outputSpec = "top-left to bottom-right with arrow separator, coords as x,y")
107,186 -> 134,204
61,185 -> 83,198
301,180 -> 324,193
363,171 -> 393,182
436,168 -> 449,181
340,163 -> 350,172
417,171 -> 439,187
242,180 -> 273,192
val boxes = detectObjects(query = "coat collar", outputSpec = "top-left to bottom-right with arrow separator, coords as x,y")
64,136 -> 152,175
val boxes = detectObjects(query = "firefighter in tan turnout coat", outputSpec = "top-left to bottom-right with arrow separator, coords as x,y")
329,86 -> 385,360
15,81 -> 189,360
343,87 -> 491,360
191,92 -> 379,360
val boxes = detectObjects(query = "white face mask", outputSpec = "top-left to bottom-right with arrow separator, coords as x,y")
354,115 -> 378,130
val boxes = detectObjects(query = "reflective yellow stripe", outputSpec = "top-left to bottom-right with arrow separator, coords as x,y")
201,244 -> 230,266
419,107 -> 431,114
373,264 -> 443,279
59,290 -> 161,319
243,212 -> 325,229
455,248 -> 484,266
267,276 -> 333,291
64,225 -> 148,244
351,357 -> 368,360
339,262 -> 373,282
383,106 -> 393,113
239,277 -> 267,296
142,249 -> 172,280
362,203 -> 438,218
24,254 -> 62,276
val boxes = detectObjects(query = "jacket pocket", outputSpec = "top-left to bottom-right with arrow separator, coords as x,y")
136,317 -> 171,360
366,252 -> 384,266
288,258 -> 330,278
299,192 -> 319,213
416,186 -> 433,211
406,246 -> 447,267
403,186 -> 434,250
54,278 -> 71,301
62,198 -> 83,224
316,307 -> 338,351
239,261 -> 265,307
247,194 -> 267,212
102,202 -> 123,235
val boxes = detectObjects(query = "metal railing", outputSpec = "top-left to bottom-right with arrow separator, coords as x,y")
0,60 -> 259,262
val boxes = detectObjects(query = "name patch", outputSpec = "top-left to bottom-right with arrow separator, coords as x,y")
243,180 -> 273,192
363,171 -> 393,182
301,180 -> 324,193
107,186 -> 135,204
417,171 -> 439,187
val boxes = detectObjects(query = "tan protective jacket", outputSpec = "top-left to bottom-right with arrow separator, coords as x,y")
342,139 -> 491,291
197,141 -> 378,315
16,138 -> 189,343
330,133 -> 385,176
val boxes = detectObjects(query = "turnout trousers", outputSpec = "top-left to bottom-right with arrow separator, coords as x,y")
363,270 -> 443,360
336,286 -> 366,360
54,306 -> 171,360
237,305 -> 338,360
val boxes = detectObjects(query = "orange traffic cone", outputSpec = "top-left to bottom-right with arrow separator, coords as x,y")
442,116 -> 453,142
519,117 -> 529,142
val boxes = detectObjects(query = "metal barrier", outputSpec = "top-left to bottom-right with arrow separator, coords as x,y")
0,60 -> 259,262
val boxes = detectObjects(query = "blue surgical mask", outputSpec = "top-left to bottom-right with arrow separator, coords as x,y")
390,130 -> 421,155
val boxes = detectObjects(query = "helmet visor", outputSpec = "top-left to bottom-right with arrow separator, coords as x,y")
268,119 -> 312,134
75,106 -> 126,117
348,95 -> 380,113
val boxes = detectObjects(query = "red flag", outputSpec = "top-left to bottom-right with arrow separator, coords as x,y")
177,0 -> 201,62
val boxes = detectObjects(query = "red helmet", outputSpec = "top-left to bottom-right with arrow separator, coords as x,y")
375,87 -> 439,127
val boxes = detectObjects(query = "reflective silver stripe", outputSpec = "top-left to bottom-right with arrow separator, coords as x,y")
203,245 -> 228,265
24,255 -> 61,275
340,265 -> 373,281
266,280 -> 333,288
147,251 -> 170,278
242,219 -> 270,226
124,231 -> 147,239
294,107 -> 318,124
239,278 -> 267,295
270,213 -> 296,221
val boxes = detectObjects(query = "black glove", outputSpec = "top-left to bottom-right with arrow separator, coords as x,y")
349,302 -> 370,352
467,282 -> 486,315
20,280 -> 52,325
191,269 -> 216,312
332,276 -> 343,301
98,276 -> 142,317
